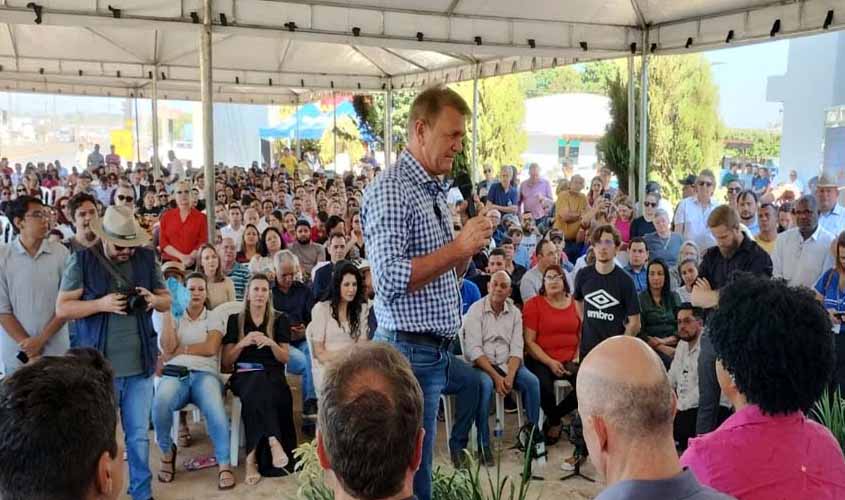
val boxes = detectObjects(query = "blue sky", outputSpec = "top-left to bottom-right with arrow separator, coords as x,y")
1,38 -> 792,131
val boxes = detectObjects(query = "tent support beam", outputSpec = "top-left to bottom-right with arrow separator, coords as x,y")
627,53 -> 636,200
638,29 -> 649,205
332,90 -> 337,171
295,96 -> 301,161
151,65 -> 160,179
471,65 -> 479,182
133,94 -> 141,163
384,85 -> 393,168
201,0 -> 215,242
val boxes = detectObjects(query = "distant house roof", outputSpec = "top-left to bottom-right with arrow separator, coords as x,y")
523,93 -> 611,139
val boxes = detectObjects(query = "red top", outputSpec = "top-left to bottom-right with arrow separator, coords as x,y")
522,295 -> 581,362
159,207 -> 207,261
681,404 -> 845,500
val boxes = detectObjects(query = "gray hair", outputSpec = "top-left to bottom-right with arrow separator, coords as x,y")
273,249 -> 300,271
578,372 -> 674,439
653,208 -> 670,221
319,343 -> 423,500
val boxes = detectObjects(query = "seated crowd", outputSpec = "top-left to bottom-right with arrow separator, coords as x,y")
0,133 -> 844,500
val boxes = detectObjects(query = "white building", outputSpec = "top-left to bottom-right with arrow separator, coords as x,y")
767,31 -> 845,183
521,93 -> 611,181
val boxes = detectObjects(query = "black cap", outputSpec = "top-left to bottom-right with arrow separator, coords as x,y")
680,174 -> 697,186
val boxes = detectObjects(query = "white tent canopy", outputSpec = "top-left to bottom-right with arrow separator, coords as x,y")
0,0 -> 843,103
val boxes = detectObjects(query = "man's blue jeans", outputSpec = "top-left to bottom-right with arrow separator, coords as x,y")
152,370 -> 231,465
375,329 -> 449,500
476,365 -> 541,448
287,339 -> 317,402
114,374 -> 154,500
442,355 -> 482,453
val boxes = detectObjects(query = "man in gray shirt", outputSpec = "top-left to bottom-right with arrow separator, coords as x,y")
578,336 -> 734,500
289,219 -> 325,280
0,196 -> 69,375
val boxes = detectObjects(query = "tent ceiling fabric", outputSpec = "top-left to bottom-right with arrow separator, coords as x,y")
0,0 -> 843,103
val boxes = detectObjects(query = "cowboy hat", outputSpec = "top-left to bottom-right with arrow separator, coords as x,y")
816,170 -> 841,189
90,205 -> 151,247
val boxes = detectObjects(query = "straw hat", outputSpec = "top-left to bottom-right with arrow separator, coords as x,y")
90,206 -> 151,247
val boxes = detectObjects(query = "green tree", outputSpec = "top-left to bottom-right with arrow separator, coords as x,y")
598,54 -> 723,204
318,115 -> 366,167
351,90 -> 415,154
451,74 -> 528,173
723,128 -> 781,160
521,66 -> 583,97
581,60 -> 622,94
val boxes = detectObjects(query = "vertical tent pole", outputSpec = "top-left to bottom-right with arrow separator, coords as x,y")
152,66 -> 160,179
133,94 -> 142,164
627,54 -> 636,201
384,86 -> 393,168
472,64 -> 480,182
638,29 -> 650,205
201,0 -> 215,241
332,90 -> 338,171
294,96 -> 301,161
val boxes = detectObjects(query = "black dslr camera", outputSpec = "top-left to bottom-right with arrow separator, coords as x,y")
118,286 -> 148,314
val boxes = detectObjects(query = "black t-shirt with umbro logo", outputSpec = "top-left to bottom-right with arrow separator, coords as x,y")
573,265 -> 640,358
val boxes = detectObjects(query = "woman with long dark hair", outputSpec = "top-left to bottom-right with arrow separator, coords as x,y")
53,195 -> 74,240
306,261 -> 369,396
639,258 -> 681,367
221,274 -> 296,485
249,226 -> 285,282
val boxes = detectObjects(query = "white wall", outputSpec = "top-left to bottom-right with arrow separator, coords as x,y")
768,31 -> 845,182
521,133 -> 599,181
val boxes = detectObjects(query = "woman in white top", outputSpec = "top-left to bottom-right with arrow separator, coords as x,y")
249,226 -> 284,282
152,272 -> 234,490
306,261 -> 369,396
674,258 -> 699,303
197,243 -> 235,309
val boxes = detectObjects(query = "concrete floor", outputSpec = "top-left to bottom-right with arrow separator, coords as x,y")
122,384 -> 604,500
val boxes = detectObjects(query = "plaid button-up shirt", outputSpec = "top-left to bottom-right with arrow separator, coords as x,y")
362,149 -> 461,337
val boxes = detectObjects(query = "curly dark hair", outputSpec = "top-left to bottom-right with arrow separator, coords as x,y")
328,260 -> 366,339
708,274 -> 834,415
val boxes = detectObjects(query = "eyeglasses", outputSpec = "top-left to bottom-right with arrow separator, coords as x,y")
697,181 -> 713,187
643,202 -> 657,207
116,195 -> 134,202
727,187 -> 741,193
543,274 -> 564,282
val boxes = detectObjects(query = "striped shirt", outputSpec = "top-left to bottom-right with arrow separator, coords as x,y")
362,149 -> 461,337
226,262 -> 250,301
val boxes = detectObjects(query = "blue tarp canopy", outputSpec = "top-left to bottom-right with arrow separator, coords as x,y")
260,101 -> 359,141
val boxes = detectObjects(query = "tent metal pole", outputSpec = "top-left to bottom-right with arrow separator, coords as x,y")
332,90 -> 337,171
472,64 -> 479,182
133,94 -> 141,164
627,54 -> 636,202
294,96 -> 301,161
638,29 -> 649,205
201,0 -> 215,241
151,66 -> 160,179
384,86 -> 393,168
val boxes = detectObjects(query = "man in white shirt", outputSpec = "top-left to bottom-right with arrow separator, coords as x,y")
772,195 -> 834,289
220,205 -> 245,251
674,170 -> 717,249
463,271 -> 540,465
815,172 -> 845,237
668,304 -> 730,452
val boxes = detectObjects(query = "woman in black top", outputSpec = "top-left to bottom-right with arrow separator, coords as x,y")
222,273 -> 296,485
630,192 -> 660,238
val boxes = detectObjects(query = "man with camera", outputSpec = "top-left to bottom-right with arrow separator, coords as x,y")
56,205 -> 171,500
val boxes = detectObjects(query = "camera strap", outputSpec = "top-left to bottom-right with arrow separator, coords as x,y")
90,244 -> 133,291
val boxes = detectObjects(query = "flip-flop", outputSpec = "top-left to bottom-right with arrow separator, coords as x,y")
183,455 -> 217,471
218,469 -> 236,490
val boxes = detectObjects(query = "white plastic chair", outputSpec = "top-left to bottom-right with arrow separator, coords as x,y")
169,403 -> 202,444
229,395 -> 245,466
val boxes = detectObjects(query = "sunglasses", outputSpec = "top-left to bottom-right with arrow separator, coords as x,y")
727,187 -> 741,193
113,244 -> 135,252
116,195 -> 134,202
643,202 -> 657,207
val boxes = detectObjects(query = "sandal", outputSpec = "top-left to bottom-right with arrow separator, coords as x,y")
157,444 -> 177,483
218,469 -> 236,490
177,425 -> 192,448
245,455 -> 261,486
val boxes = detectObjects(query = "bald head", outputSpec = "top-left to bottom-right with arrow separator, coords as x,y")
577,337 -> 673,438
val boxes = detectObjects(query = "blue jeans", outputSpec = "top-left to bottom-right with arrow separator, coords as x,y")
287,339 -> 317,402
114,374 -> 154,500
442,355 -> 482,453
375,328 -> 449,500
476,365 -> 541,447
152,370 -> 231,465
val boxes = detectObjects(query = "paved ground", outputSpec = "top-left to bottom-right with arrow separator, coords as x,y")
120,384 -> 604,500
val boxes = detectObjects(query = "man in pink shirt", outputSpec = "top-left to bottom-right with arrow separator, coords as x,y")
681,275 -> 845,499
519,163 -> 553,225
